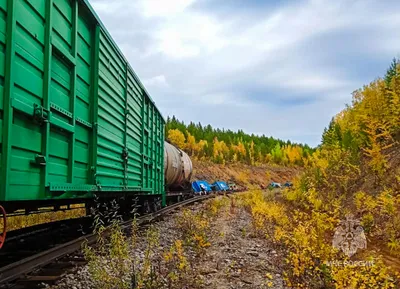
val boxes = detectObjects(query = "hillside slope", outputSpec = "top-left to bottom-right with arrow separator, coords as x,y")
353,144 -> 400,195
192,160 -> 300,188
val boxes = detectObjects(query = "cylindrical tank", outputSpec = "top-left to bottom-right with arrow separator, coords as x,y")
164,142 -> 193,190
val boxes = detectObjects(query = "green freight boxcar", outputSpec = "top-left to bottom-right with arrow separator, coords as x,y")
0,0 -> 165,214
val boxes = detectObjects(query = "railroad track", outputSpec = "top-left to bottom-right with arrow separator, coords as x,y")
0,217 -> 92,268
0,193 -> 228,288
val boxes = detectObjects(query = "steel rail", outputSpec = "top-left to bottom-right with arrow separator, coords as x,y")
0,194 -> 219,285
4,216 -> 92,244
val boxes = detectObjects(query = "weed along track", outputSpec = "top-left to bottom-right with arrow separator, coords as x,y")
36,191 -> 290,289
0,193 -> 230,289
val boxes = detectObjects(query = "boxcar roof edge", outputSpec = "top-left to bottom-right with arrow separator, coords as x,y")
79,0 -> 166,123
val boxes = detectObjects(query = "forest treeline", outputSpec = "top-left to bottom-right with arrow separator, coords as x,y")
165,117 -> 314,166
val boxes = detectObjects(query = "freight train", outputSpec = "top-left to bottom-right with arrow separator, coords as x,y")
0,0 -> 232,249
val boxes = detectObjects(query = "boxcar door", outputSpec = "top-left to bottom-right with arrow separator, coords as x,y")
95,30 -> 127,191
126,68 -> 143,190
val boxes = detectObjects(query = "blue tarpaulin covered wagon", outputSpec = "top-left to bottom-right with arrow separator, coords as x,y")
192,181 -> 212,194
212,181 -> 230,192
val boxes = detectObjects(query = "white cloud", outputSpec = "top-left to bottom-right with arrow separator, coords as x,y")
196,93 -> 254,106
261,72 -> 356,95
139,0 -> 196,18
88,0 -> 400,146
90,1 -> 122,14
144,75 -> 169,87
153,12 -> 227,58
158,30 -> 201,58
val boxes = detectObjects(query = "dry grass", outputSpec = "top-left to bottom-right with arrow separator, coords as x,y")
0,204 -> 86,232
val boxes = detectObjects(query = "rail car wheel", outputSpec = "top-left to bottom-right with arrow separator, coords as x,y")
142,199 -> 151,214
0,206 -> 6,249
153,197 -> 162,212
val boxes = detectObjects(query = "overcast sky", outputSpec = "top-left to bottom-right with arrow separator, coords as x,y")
88,0 -> 400,147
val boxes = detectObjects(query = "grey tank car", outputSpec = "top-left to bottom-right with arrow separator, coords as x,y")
164,142 -> 193,193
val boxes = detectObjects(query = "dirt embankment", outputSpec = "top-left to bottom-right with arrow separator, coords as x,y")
192,160 -> 301,188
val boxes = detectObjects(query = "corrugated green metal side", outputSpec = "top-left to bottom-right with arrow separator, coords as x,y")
0,0 -> 8,202
0,0 -> 165,203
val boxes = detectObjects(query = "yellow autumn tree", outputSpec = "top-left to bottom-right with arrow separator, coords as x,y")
232,141 -> 246,162
185,131 -> 197,156
363,119 -> 394,181
168,129 -> 186,149
195,140 -> 208,159
232,153 -> 238,162
212,137 -> 229,163
248,141 -> 255,165
257,151 -> 263,165
264,153 -> 272,164
284,145 -> 303,165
